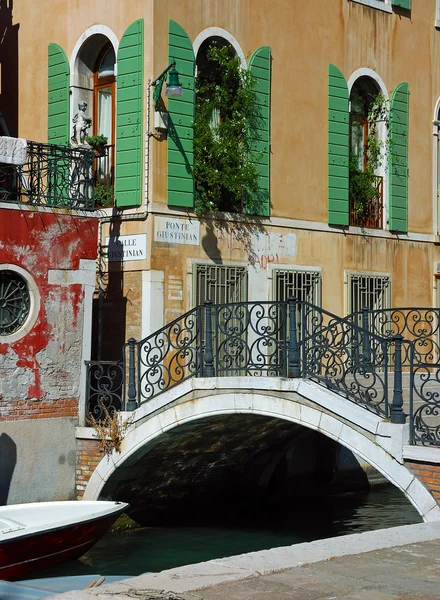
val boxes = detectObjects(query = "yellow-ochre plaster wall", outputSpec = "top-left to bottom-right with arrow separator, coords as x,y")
7,0 -> 440,337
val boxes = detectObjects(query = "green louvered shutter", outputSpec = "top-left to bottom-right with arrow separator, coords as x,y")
115,19 -> 144,208
392,0 -> 411,9
389,83 -> 409,233
328,64 -> 349,226
167,20 -> 195,208
48,44 -> 69,145
248,46 -> 271,217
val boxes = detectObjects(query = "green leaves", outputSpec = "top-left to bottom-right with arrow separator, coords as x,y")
194,43 -> 261,215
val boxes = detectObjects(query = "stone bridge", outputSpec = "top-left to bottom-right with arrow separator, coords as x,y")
78,301 -> 440,524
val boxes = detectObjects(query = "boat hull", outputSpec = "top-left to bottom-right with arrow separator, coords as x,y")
0,507 -> 126,580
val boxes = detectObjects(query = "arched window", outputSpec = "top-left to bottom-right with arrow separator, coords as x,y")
194,37 -> 260,214
71,34 -> 116,205
349,76 -> 384,229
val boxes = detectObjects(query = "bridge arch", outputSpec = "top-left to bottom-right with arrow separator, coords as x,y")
83,386 -> 440,522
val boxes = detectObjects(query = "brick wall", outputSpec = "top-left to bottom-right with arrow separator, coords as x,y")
0,397 -> 78,420
405,461 -> 440,504
76,438 -> 103,499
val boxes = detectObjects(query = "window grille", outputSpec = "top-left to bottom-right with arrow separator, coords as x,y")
346,272 -> 391,313
272,268 -> 321,306
194,264 -> 247,306
0,270 -> 30,336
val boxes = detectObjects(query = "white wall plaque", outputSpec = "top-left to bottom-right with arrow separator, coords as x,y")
154,216 -> 200,246
105,234 -> 147,262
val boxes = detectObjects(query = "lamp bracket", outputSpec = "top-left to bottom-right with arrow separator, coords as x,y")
152,61 -> 177,109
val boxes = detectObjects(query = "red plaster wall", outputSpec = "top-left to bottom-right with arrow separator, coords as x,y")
0,208 -> 99,419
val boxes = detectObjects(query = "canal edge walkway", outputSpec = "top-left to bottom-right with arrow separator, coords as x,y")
45,521 -> 440,599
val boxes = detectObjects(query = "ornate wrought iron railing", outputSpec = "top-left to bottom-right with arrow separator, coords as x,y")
350,174 -> 383,229
85,360 -> 125,419
86,301 -> 440,445
348,307 -> 440,366
118,299 -> 404,422
0,140 -> 95,209
93,144 -> 114,208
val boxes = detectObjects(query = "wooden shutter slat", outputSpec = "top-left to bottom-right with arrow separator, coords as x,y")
389,82 -> 409,232
248,46 -> 271,217
115,19 -> 144,208
167,20 -> 195,208
328,64 -> 349,226
48,44 -> 69,145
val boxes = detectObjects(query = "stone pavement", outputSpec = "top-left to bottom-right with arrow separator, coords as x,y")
45,522 -> 440,600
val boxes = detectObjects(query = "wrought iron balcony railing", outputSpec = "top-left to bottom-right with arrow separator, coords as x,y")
93,144 -> 114,208
350,174 -> 383,229
0,140 -> 96,210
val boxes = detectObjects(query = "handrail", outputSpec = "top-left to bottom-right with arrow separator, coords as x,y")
85,300 -> 440,445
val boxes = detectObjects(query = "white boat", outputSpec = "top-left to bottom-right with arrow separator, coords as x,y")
0,500 -> 128,580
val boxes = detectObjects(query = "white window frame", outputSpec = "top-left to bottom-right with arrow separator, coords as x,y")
348,0 -> 392,13
347,68 -> 390,231
268,265 -> 322,306
436,1 -> 440,28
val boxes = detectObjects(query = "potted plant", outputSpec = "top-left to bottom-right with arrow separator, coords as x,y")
86,134 -> 108,157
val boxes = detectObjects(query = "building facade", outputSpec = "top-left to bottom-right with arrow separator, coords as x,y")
3,0 -> 440,500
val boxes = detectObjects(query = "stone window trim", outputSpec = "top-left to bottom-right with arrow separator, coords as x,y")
0,264 -> 40,344
348,0 -> 392,13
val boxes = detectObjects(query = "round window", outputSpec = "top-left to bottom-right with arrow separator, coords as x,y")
0,270 -> 31,335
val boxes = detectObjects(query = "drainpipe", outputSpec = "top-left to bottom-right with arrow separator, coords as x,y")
96,81 -> 153,360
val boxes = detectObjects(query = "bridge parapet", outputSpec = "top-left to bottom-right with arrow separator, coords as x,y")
85,300 -> 440,447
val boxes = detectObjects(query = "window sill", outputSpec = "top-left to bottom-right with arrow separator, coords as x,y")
348,0 -> 392,13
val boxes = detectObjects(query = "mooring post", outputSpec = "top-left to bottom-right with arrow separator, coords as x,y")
126,337 -> 138,411
391,334 -> 405,424
288,297 -> 301,377
204,300 -> 214,377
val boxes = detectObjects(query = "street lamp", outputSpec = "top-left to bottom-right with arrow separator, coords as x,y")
152,60 -> 183,110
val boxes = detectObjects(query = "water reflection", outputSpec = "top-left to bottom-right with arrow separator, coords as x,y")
34,484 -> 421,578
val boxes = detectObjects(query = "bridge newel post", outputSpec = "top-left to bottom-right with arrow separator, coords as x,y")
362,306 -> 371,367
204,300 -> 214,377
288,297 -> 301,378
126,338 -> 138,412
391,334 -> 405,424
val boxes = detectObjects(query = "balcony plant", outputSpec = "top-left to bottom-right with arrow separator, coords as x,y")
87,134 -> 108,157
94,180 -> 114,208
349,94 -> 389,226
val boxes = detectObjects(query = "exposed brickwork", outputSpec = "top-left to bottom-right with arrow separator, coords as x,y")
0,397 -> 78,420
405,461 -> 440,503
76,438 -> 103,498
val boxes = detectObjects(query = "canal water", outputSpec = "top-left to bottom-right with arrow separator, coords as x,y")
35,484 -> 421,579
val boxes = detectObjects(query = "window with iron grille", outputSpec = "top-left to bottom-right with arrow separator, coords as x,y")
272,268 -> 321,306
346,272 -> 391,313
194,264 -> 248,306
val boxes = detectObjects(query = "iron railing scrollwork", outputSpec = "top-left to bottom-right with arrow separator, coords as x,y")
299,300 -> 390,417
85,360 -> 125,419
84,301 -> 440,446
0,141 -> 95,210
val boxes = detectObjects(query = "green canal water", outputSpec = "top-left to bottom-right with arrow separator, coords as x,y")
34,484 -> 422,579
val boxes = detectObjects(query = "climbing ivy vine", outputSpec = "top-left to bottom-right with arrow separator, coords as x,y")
349,94 -> 390,226
194,44 -> 261,215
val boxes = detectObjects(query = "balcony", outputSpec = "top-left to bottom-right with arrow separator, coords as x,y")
0,140 -> 98,210
350,174 -> 383,229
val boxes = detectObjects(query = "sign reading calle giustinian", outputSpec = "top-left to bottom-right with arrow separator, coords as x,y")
105,234 -> 147,262
154,216 -> 200,246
